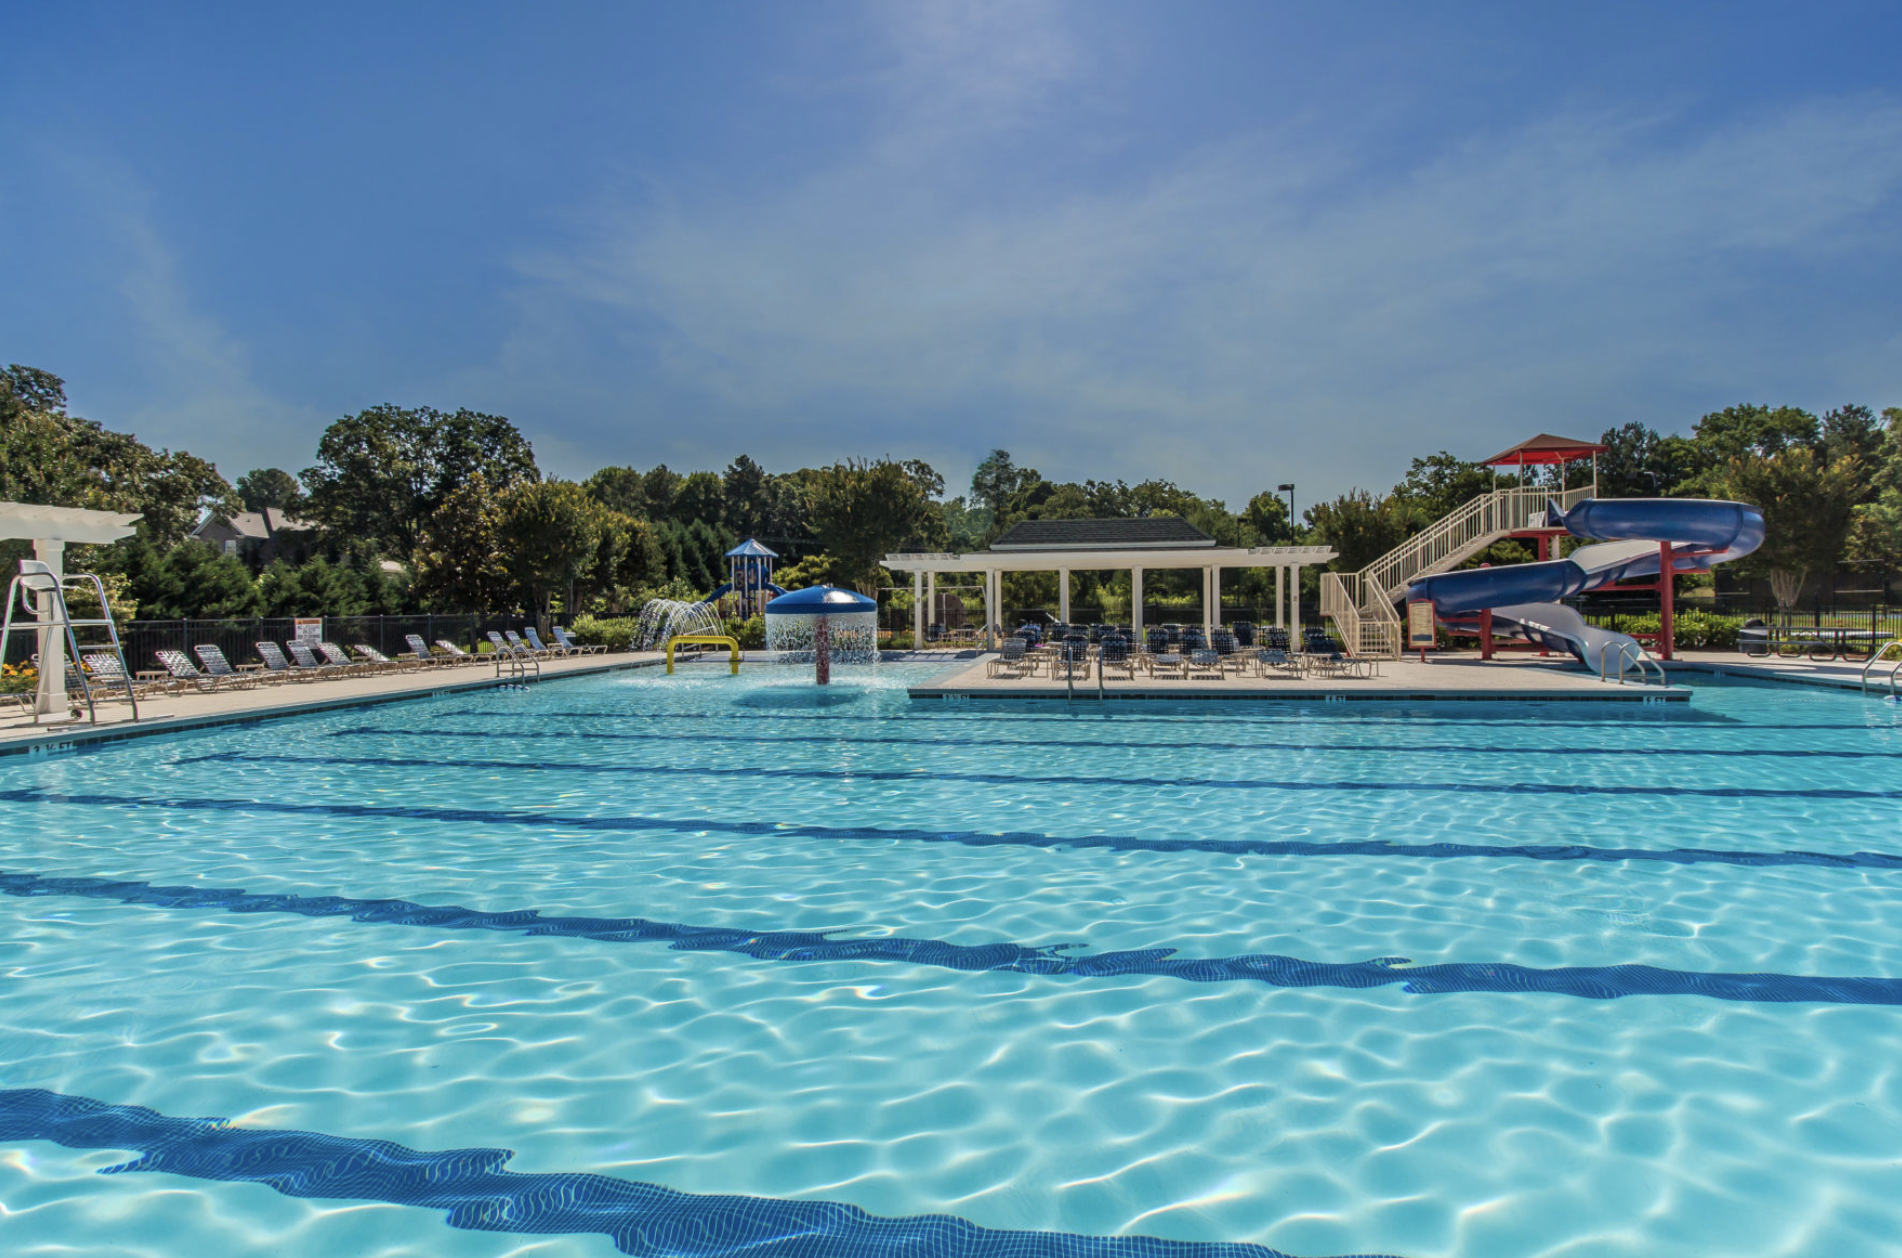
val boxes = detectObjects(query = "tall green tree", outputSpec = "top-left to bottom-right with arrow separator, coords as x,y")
808,459 -> 933,593
1308,489 -> 1418,573
412,471 -> 516,613
500,479 -> 601,625
302,404 -> 538,555
1597,423 -> 1698,498
1723,448 -> 1862,612
0,365 -> 232,547
235,468 -> 306,515
584,465 -> 649,516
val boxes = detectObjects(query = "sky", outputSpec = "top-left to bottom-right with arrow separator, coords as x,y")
4,1 -> 1900,513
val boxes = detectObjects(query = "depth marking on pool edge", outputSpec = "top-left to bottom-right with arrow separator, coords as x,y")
174,750 -> 1902,801
5,865 -> 1902,1009
0,1088 -> 1389,1258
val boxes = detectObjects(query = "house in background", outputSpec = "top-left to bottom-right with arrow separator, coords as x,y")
190,508 -> 318,567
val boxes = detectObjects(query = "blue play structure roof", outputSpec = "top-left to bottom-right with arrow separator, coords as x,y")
764,585 -> 877,613
725,538 -> 778,558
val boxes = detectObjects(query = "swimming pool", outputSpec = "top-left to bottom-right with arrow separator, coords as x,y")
1,664 -> 1899,1257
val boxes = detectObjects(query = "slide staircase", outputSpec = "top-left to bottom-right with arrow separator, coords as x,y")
1322,485 -> 1597,657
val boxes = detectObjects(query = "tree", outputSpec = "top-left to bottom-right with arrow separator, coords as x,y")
583,465 -> 648,516
723,455 -> 774,537
1241,491 -> 1294,545
1820,404 -> 1885,473
412,471 -> 515,613
1391,452 -> 1495,520
123,540 -> 262,618
302,404 -> 538,555
1308,489 -> 1416,573
1722,448 -> 1861,614
236,468 -> 306,515
256,556 -> 371,617
671,471 -> 725,526
807,459 -> 932,593
1597,423 -> 1697,499
0,365 -> 232,547
500,479 -> 602,625
971,450 -> 1035,522
640,466 -> 683,519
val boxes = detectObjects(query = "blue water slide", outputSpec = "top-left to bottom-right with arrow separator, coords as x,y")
1407,497 -> 1764,668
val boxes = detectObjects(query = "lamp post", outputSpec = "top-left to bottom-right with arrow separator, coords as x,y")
1277,483 -> 1295,530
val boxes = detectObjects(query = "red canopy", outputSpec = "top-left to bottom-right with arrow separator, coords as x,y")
1481,433 -> 1607,468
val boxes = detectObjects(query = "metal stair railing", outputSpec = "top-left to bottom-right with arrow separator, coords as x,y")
1598,639 -> 1665,686
1860,639 -> 1902,697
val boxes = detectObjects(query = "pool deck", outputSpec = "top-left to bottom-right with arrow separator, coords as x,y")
0,652 -> 666,756
4,647 -> 1890,756
908,651 -> 1691,702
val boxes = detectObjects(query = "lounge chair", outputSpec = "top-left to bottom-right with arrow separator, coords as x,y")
523,627 -> 574,657
552,626 -> 606,655
1301,629 -> 1347,678
1185,648 -> 1223,680
192,644 -> 267,687
1148,650 -> 1185,679
154,648 -> 227,692
1098,635 -> 1136,682
1254,647 -> 1296,678
80,652 -> 154,699
354,644 -> 414,671
316,640 -> 378,675
504,629 -> 551,659
285,640 -> 349,677
255,641 -> 315,681
1053,635 -> 1091,681
402,633 -> 450,667
986,636 -> 1031,678
436,638 -> 478,664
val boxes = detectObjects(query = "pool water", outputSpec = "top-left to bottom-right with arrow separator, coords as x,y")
2,664 -> 1901,1257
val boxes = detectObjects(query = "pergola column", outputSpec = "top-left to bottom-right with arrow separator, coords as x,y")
1275,566 -> 1285,629
33,539 -> 64,717
1131,567 -> 1144,637
1209,566 -> 1221,633
912,569 -> 925,645
1291,567 -> 1302,633
1058,568 -> 1070,623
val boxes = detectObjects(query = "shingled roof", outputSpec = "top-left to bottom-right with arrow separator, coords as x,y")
988,517 -> 1216,551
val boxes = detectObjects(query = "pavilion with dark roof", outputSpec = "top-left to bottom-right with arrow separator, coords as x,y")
885,517 -> 1334,646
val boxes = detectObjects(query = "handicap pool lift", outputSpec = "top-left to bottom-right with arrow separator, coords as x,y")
0,502 -> 143,726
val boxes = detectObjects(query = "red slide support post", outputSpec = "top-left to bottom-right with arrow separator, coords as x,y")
1658,541 -> 1675,661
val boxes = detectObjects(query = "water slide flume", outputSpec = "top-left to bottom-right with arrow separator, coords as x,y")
1408,498 -> 1765,671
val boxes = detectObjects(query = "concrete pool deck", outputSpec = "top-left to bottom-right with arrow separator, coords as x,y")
0,652 -> 667,756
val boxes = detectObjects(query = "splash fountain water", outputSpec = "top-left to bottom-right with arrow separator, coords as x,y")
634,598 -> 728,651
763,587 -> 879,680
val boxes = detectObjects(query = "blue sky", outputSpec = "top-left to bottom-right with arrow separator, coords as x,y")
5,2 -> 1899,510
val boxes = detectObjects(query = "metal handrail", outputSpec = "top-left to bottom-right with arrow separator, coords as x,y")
1859,639 -> 1902,696
0,560 -> 139,724
1598,639 -> 1664,686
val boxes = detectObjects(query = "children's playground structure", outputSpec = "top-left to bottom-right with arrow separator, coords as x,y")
1322,434 -> 1765,675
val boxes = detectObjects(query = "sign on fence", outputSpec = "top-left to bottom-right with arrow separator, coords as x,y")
293,618 -> 323,643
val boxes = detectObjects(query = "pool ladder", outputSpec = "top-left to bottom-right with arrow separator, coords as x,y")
1859,639 -> 1902,697
1598,640 -> 1665,686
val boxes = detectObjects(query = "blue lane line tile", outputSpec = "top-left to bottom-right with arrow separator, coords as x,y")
0,1088 -> 1390,1258
5,866 -> 1901,1008
325,726 -> 1902,760
7,786 -> 1901,875
177,751 -> 1902,801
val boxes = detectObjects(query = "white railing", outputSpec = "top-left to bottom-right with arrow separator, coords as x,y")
1322,484 -> 1595,659
1321,571 -> 1402,658
1598,639 -> 1665,686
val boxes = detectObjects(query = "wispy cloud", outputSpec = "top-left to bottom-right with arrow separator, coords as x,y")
508,66 -> 1902,502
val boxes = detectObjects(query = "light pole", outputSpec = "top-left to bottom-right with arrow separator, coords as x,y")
1277,483 -> 1295,531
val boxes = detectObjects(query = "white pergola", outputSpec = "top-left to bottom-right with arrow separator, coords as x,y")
884,543 -> 1337,646
0,502 -> 142,719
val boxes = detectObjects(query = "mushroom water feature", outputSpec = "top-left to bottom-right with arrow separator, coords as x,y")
762,586 -> 878,685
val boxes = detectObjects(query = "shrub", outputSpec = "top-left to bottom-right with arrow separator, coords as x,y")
568,614 -> 639,649
1586,609 -> 1743,650
723,614 -> 766,649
